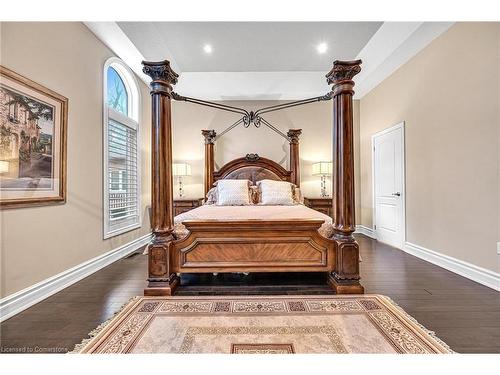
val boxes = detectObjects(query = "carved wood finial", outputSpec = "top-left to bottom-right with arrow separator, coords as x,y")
326,60 -> 362,89
245,153 -> 260,162
287,129 -> 302,144
142,60 -> 179,86
202,129 -> 217,144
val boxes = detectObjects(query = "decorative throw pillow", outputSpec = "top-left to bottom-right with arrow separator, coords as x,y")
257,179 -> 295,205
249,185 -> 260,204
293,186 -> 304,204
205,187 -> 218,205
216,179 -> 252,206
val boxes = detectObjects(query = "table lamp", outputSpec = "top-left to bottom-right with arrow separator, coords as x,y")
312,161 -> 332,197
0,160 -> 9,174
172,163 -> 191,198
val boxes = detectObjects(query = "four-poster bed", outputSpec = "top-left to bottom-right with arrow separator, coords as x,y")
142,59 -> 363,296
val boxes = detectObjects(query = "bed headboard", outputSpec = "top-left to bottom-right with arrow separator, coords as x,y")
213,154 -> 292,185
202,129 -> 301,194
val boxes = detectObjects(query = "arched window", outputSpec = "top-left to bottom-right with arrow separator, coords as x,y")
106,67 -> 128,115
103,58 -> 141,238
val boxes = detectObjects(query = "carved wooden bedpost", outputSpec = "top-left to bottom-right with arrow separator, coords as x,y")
142,60 -> 179,296
287,129 -> 302,187
202,129 -> 216,196
326,60 -> 364,294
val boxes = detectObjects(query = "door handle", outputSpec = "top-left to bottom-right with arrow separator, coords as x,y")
392,192 -> 401,196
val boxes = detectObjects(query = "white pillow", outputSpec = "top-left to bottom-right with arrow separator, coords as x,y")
216,179 -> 251,206
258,179 -> 295,205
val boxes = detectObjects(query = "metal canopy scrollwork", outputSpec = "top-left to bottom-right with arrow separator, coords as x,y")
171,91 -> 332,142
243,111 -> 262,128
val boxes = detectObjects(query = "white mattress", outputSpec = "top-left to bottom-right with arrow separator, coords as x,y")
173,204 -> 334,239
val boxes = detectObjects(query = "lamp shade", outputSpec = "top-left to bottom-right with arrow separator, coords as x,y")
312,161 -> 332,176
172,163 -> 191,177
0,160 -> 9,173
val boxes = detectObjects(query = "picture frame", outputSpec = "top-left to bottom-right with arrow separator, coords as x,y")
0,65 -> 68,209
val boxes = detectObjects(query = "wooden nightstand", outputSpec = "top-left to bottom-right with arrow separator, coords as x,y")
173,198 -> 204,216
304,197 -> 333,218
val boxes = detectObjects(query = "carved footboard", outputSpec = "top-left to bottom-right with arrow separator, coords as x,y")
172,219 -> 335,273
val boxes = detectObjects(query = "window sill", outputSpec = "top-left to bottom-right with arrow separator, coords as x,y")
103,222 -> 142,240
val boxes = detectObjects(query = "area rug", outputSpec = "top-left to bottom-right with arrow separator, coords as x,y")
72,295 -> 453,354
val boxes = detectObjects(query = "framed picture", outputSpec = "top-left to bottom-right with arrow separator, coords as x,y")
0,66 -> 67,209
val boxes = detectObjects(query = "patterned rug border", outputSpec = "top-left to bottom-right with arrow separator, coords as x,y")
70,296 -> 143,354
377,295 -> 454,353
70,294 -> 455,354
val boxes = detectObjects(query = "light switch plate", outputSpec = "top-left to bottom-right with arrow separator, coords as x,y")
497,242 -> 500,255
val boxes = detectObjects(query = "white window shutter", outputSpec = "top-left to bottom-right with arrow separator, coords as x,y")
104,109 -> 141,237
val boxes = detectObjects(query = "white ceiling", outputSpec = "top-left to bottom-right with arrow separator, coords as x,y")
85,22 -> 454,100
117,22 -> 382,72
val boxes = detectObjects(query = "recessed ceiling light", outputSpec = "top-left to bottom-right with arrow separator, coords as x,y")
203,44 -> 213,54
316,42 -> 328,54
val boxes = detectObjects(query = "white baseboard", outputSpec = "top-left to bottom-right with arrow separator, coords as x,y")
355,225 -> 377,239
404,241 -> 500,292
0,233 -> 152,322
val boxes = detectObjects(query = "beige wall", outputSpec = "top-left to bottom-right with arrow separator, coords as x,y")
2,21 -> 495,297
359,22 -> 500,272
171,99 -> 361,222
0,22 -> 362,298
0,22 -> 152,297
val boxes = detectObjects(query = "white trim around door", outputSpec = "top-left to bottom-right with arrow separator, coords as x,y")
371,121 -> 406,249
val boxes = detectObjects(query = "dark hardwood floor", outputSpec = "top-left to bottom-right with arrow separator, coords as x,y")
1,235 -> 499,353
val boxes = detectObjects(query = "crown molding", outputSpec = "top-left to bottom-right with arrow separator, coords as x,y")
354,22 -> 454,98
84,22 -> 168,86
84,22 -> 454,100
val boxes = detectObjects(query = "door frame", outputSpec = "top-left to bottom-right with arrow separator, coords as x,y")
371,121 -> 406,249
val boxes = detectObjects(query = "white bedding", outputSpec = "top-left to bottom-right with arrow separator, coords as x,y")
173,204 -> 333,239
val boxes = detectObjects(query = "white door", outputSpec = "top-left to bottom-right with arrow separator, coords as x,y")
373,122 -> 405,249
